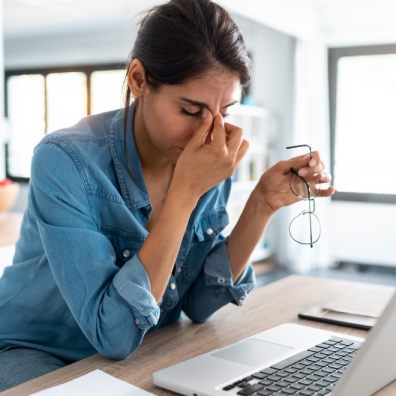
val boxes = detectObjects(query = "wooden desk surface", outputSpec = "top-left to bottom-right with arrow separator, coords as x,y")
3,275 -> 395,396
0,212 -> 23,247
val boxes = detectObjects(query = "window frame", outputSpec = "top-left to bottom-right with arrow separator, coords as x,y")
329,44 -> 396,204
4,63 -> 126,183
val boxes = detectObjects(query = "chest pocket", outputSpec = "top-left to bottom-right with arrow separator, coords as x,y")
180,207 -> 229,284
102,227 -> 145,267
193,207 -> 229,242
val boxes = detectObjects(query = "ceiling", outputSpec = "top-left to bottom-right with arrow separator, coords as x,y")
4,0 -> 396,45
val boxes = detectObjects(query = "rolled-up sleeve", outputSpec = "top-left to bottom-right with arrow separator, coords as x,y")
30,141 -> 159,360
182,236 -> 255,324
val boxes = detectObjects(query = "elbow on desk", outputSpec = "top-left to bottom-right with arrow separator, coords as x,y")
95,338 -> 141,360
89,326 -> 145,360
184,311 -> 212,325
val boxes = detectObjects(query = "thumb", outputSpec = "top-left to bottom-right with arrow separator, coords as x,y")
188,109 -> 213,148
278,153 -> 311,173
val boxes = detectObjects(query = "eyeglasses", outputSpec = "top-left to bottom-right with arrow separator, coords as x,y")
285,144 -> 321,248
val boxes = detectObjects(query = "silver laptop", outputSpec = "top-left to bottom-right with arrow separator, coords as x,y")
153,292 -> 396,396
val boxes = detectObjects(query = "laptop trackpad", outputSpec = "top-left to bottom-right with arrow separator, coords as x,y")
212,338 -> 293,367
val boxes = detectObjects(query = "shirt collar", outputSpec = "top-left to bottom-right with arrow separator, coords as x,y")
109,102 -> 151,212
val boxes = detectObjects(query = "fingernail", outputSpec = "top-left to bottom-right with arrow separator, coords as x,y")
309,159 -> 316,167
298,169 -> 307,177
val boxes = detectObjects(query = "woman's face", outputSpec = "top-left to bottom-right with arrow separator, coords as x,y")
136,67 -> 242,165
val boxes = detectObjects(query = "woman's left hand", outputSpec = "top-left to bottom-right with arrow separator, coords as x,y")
255,151 -> 335,214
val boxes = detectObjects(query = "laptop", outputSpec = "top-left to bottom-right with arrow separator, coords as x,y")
153,292 -> 396,396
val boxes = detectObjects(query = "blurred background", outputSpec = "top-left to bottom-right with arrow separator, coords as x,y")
1,0 -> 396,286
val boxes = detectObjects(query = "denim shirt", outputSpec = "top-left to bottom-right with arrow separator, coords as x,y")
0,103 -> 255,362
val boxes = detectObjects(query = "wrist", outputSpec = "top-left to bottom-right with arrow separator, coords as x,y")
250,185 -> 277,217
167,181 -> 199,212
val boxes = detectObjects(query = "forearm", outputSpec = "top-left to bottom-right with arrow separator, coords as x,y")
138,185 -> 198,303
227,187 -> 275,282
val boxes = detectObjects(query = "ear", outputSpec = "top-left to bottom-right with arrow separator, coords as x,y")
127,59 -> 149,98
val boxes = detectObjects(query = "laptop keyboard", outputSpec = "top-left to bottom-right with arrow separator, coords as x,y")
221,336 -> 362,396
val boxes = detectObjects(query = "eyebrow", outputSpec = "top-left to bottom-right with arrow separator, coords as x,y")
179,97 -> 238,110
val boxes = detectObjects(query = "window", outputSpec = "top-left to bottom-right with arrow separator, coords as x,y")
5,65 -> 126,181
329,45 -> 396,203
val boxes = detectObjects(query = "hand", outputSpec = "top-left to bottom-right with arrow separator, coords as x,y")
255,151 -> 335,213
171,111 -> 249,199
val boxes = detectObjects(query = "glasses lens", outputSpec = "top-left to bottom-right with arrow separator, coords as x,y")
289,209 -> 321,245
290,172 -> 322,199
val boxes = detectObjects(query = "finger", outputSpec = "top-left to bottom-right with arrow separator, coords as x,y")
314,185 -> 336,197
227,126 -> 244,155
234,139 -> 249,165
211,113 -> 226,147
298,161 -> 325,178
305,172 -> 331,184
277,153 -> 312,173
189,109 -> 214,148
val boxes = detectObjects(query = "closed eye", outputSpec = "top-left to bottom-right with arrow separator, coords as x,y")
180,108 -> 229,119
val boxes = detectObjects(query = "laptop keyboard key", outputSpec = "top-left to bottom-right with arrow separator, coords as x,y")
298,389 -> 314,396
290,383 -> 305,390
252,372 -> 267,380
324,375 -> 339,383
279,388 -> 297,394
258,379 -> 273,386
267,375 -> 281,382
316,379 -> 331,387
298,379 -> 312,386
317,390 -> 331,395
350,342 -> 362,350
308,346 -> 322,352
271,350 -> 313,370
257,391 -> 273,396
260,368 -> 278,375
237,383 -> 265,395
307,374 -> 320,382
308,384 -> 322,392
266,384 -> 281,392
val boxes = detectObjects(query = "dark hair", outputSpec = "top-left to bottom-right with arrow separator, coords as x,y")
123,0 -> 251,130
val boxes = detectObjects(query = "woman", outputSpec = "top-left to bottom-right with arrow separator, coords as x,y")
0,0 -> 334,391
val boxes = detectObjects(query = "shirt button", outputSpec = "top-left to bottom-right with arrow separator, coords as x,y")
218,277 -> 225,284
176,267 -> 182,273
122,249 -> 131,258
206,227 -> 214,236
135,319 -> 140,326
170,282 -> 176,290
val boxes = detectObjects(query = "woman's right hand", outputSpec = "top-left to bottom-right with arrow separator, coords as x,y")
171,110 -> 249,201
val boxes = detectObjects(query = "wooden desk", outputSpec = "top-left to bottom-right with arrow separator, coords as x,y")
3,275 -> 396,395
0,212 -> 23,247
